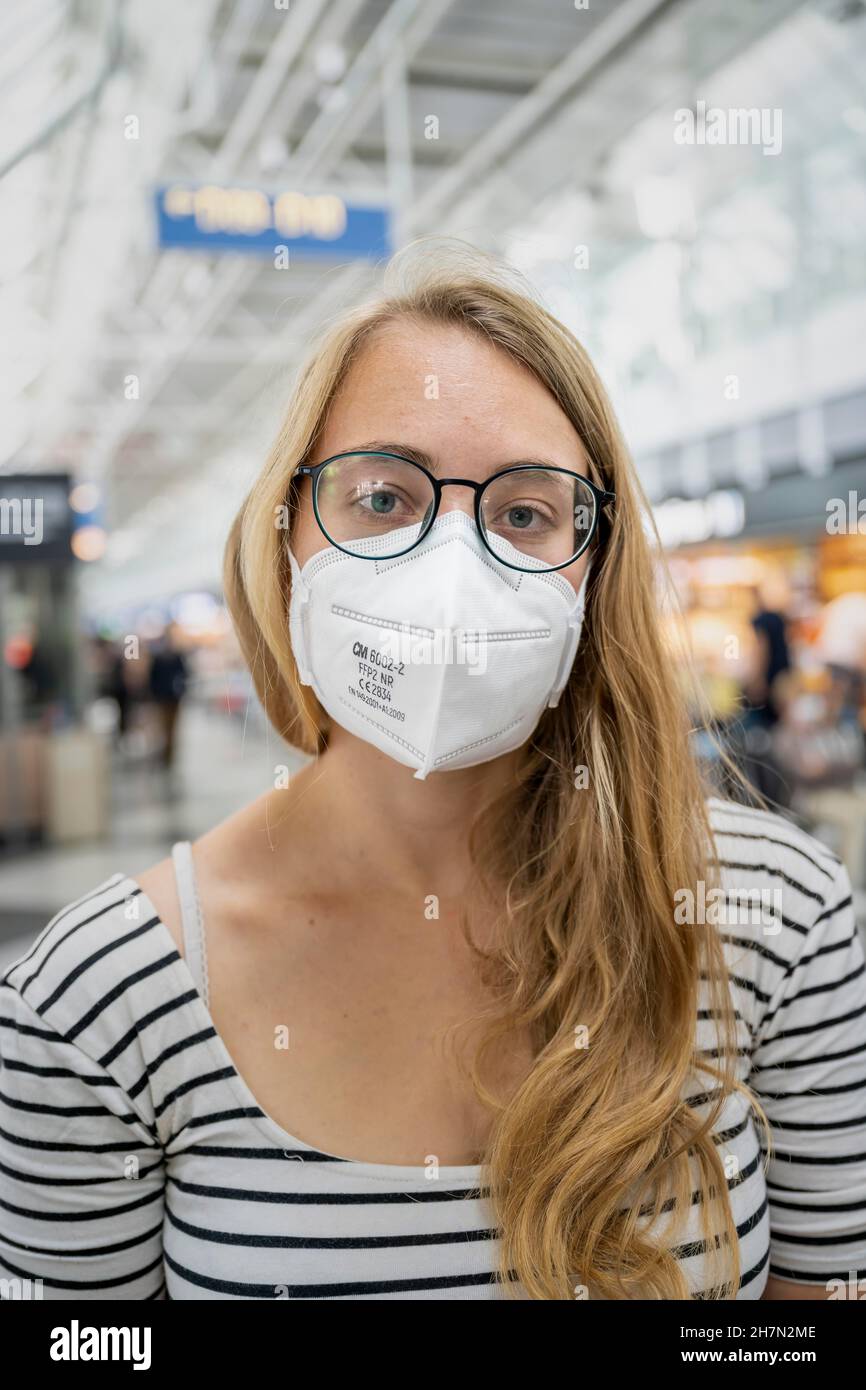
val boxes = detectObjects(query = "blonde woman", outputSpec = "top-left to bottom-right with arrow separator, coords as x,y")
3,244 -> 865,1301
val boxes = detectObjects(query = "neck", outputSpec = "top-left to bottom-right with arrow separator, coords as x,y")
270,726 -> 520,901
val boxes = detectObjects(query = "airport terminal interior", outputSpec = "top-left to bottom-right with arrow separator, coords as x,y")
1,0 -> 866,965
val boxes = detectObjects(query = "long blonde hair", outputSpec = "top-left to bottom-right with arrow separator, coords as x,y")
224,239 -> 766,1300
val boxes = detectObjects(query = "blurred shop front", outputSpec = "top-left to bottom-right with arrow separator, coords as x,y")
657,449 -> 866,879
0,474 -> 105,850
0,474 -> 229,854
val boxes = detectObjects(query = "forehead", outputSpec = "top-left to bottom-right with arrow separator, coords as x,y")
315,318 -> 590,472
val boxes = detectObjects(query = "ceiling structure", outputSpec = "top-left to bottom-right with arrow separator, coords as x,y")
3,0 -> 863,610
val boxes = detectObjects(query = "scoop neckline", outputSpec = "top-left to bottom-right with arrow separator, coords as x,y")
121,873 -> 485,1184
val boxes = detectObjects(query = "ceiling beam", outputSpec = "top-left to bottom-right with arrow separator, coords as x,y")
86,0 -> 459,482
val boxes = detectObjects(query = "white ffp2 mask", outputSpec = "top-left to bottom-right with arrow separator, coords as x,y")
288,509 -> 591,780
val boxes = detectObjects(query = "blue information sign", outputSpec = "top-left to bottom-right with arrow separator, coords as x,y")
154,184 -> 391,260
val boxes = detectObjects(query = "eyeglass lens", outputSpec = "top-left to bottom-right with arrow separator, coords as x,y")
312,454 -> 596,570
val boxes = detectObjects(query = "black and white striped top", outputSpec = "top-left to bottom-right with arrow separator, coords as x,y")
2,797 -> 865,1300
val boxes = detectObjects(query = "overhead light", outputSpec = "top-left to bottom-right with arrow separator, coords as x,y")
314,42 -> 347,83
69,482 -> 101,513
71,525 -> 108,562
258,134 -> 289,173
653,490 -> 745,549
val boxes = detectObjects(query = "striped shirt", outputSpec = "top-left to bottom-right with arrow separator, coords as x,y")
1,796 -> 865,1300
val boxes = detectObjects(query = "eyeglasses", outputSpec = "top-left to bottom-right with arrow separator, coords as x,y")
295,450 -> 615,573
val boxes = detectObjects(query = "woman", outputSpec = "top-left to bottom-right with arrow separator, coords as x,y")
2,243 -> 865,1301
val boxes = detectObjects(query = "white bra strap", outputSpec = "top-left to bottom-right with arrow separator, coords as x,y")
171,841 -> 210,1008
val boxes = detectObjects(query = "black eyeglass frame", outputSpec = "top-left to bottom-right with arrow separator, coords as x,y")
295,450 -> 616,573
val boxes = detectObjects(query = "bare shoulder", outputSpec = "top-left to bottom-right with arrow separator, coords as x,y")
134,855 -> 184,955
132,794 -> 271,956
134,783 -> 316,957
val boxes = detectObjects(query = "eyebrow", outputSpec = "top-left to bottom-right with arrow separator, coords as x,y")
352,440 -> 438,471
347,441 -> 576,475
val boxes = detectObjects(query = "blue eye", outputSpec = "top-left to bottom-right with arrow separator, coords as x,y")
364,492 -> 397,514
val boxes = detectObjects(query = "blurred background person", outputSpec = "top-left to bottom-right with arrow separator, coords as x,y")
147,623 -> 189,771
743,582 -> 792,729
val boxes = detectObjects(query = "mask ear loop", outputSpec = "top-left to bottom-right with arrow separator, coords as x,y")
287,545 -> 314,686
547,558 -> 592,709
